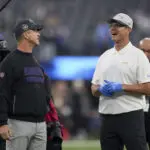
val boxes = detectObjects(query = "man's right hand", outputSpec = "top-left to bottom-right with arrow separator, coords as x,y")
0,125 -> 12,140
99,84 -> 113,97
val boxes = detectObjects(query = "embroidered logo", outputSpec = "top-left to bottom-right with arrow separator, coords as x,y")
22,24 -> 28,31
120,61 -> 128,64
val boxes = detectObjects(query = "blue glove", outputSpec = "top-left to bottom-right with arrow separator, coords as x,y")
104,80 -> 123,93
98,84 -> 113,97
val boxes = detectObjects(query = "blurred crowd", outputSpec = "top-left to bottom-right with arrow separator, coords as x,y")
1,0 -> 150,57
51,80 -> 100,140
1,0 -> 150,139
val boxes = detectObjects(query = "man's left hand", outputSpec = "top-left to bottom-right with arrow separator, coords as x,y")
104,80 -> 123,93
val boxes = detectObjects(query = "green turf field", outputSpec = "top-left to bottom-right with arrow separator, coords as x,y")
63,148 -> 99,150
62,140 -> 100,150
62,140 -> 128,150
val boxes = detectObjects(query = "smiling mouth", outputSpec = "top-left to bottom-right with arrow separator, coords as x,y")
112,33 -> 117,36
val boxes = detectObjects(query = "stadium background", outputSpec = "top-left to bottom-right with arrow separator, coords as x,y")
0,0 -> 150,149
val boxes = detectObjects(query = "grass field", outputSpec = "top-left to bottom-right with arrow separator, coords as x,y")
62,140 -> 128,150
62,140 -> 100,150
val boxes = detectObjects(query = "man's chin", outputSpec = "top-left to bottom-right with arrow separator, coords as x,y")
35,42 -> 40,46
112,36 -> 120,42
112,38 -> 117,42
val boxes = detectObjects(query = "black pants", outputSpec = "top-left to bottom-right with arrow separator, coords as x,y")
47,140 -> 62,150
0,138 -> 5,150
99,109 -> 148,150
145,112 -> 150,149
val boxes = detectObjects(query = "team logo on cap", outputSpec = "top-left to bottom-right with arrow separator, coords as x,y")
22,24 -> 28,31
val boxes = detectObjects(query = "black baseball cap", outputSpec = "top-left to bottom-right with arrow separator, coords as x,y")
14,19 -> 43,40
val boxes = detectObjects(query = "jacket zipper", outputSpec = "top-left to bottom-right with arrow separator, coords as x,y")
13,95 -> 16,114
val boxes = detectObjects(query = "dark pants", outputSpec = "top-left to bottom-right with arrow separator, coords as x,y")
47,140 -> 62,150
145,112 -> 150,149
0,138 -> 5,150
99,109 -> 148,150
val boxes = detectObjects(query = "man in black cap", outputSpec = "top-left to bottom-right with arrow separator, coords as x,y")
0,34 -> 10,150
0,19 -> 48,150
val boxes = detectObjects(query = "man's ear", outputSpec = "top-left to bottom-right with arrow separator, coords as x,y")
23,31 -> 30,40
128,27 -> 132,33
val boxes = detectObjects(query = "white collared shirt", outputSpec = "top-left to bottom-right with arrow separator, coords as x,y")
92,42 -> 150,114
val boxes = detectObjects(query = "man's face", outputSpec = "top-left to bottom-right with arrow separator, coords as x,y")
109,22 -> 131,42
139,39 -> 150,61
24,30 -> 41,46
